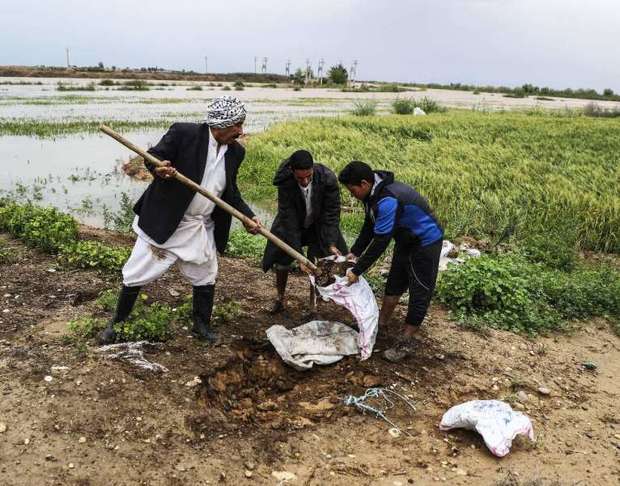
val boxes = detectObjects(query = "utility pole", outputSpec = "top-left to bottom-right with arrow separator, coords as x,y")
254,56 -> 258,74
261,57 -> 268,74
204,56 -> 208,74
285,59 -> 291,77
350,60 -> 358,84
305,58 -> 311,85
318,58 -> 325,85
65,47 -> 70,68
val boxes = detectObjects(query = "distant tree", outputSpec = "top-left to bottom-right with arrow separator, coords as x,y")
328,64 -> 348,84
292,68 -> 305,85
97,61 -> 104,69
603,88 -> 615,97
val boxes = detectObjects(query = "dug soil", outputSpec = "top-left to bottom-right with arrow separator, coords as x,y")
0,230 -> 618,485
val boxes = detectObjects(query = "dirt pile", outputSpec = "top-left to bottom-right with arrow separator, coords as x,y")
314,258 -> 354,287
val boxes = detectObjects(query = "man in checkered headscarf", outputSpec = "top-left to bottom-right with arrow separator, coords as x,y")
205,95 -> 247,128
99,96 -> 261,346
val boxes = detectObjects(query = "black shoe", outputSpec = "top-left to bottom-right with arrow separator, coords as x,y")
98,322 -> 117,345
97,285 -> 140,345
269,300 -> 287,315
192,285 -> 217,344
383,337 -> 417,363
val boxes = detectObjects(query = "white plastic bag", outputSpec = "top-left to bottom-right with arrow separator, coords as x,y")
311,260 -> 379,360
439,400 -> 535,457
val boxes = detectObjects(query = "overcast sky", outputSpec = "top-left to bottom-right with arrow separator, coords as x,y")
2,0 -> 619,91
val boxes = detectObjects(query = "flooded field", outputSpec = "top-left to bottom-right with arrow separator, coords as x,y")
2,76 -> 619,227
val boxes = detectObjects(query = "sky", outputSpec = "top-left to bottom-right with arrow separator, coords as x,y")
1,0 -> 619,92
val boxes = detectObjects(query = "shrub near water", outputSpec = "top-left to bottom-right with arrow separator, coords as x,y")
351,100 -> 378,116
0,201 -> 130,273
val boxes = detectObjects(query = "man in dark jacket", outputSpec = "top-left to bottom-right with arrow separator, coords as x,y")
99,96 -> 260,345
262,150 -> 347,313
338,161 -> 443,362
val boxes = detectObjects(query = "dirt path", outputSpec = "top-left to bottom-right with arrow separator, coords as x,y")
0,231 -> 618,485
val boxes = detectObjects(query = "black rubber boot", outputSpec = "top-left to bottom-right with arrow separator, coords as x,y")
192,285 -> 217,343
98,285 -> 141,345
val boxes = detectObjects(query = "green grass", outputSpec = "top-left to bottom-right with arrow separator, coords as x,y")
351,100 -> 378,116
0,118 -> 173,137
241,111 -> 620,253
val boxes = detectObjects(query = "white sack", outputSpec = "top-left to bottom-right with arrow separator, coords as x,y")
312,266 -> 379,360
439,400 -> 535,457
266,320 -> 359,371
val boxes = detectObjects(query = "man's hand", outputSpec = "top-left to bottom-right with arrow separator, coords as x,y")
299,261 -> 313,275
345,252 -> 358,263
328,245 -> 341,257
346,268 -> 359,286
154,160 -> 176,179
243,216 -> 262,235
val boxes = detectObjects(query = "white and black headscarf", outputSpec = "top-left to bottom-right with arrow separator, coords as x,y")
205,95 -> 246,128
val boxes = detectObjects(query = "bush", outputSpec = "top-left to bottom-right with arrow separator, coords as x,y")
61,240 -> 131,272
233,80 -> 245,88
187,85 -> 203,91
99,79 -> 116,86
0,202 -> 78,253
351,100 -> 377,116
416,97 -> 445,113
0,201 -> 130,273
222,86 -> 232,91
69,291 -> 178,343
519,232 -> 578,271
392,98 -> 415,114
437,255 -> 620,333
583,102 -> 620,118
225,228 -> 266,262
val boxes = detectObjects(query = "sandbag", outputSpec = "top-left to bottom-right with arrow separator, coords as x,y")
266,320 -> 359,371
313,272 -> 379,360
439,400 -> 535,457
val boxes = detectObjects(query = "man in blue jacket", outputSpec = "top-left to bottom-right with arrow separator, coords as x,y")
338,161 -> 443,362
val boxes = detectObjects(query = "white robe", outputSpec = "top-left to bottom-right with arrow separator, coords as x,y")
122,129 -> 227,287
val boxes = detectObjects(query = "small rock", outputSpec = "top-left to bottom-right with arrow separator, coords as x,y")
455,469 -> 468,476
257,400 -> 278,412
435,354 -> 445,361
582,361 -> 597,371
299,399 -> 335,414
271,471 -> 297,482
44,375 -> 53,383
537,387 -> 551,396
68,463 -> 74,469
244,461 -> 256,471
24,438 -> 30,445
388,427 -> 401,438
362,375 -> 381,387
78,436 -> 86,443
0,423 -> 7,433
517,391 -> 529,403
244,470 -> 253,478
514,402 -> 525,410
185,376 -> 202,388
168,288 -> 180,297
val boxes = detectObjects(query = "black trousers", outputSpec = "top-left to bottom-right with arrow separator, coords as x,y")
272,225 -> 324,269
385,236 -> 443,326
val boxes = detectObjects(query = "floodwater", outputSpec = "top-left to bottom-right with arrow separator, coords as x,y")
2,76 -> 619,228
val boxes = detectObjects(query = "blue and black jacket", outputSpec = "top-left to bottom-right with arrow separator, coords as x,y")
351,171 -> 443,276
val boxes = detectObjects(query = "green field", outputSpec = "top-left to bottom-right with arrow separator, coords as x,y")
241,111 -> 620,253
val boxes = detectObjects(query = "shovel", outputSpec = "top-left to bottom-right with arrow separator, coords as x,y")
100,124 -> 317,272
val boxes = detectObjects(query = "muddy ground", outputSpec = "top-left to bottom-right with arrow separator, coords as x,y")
0,230 -> 618,486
